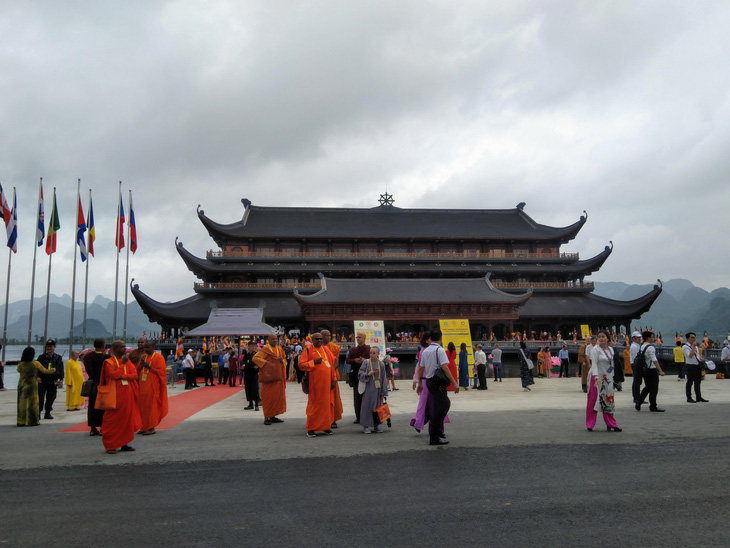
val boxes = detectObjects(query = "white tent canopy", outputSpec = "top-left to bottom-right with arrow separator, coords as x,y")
184,308 -> 277,337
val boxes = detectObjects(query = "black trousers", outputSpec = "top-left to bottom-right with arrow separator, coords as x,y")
559,359 -> 569,378
632,367 -> 644,402
426,378 -> 451,442
184,368 -> 195,389
477,364 -> 487,390
685,364 -> 703,400
38,381 -> 57,415
244,372 -> 260,404
352,384 -> 362,422
203,366 -> 214,385
219,368 -> 229,384
638,368 -> 659,409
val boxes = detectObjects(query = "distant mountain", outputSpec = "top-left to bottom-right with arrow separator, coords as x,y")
593,278 -> 730,342
0,295 -> 158,342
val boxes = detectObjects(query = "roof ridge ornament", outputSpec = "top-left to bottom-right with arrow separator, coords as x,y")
516,202 -> 526,211
379,192 -> 395,207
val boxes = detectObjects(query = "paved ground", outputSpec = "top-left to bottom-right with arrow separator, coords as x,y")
1,376 -> 728,546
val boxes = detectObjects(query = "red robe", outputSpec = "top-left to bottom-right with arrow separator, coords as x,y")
326,342 -> 343,422
138,351 -> 169,431
101,356 -> 141,450
299,345 -> 336,431
253,345 -> 287,418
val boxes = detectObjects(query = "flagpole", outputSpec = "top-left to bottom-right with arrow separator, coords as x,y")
82,189 -> 91,348
122,189 -> 131,342
43,187 -> 56,343
2,187 -> 15,363
113,181 -> 121,340
27,178 -> 42,346
68,179 -> 81,354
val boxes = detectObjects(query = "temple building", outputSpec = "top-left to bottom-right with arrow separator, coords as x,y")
132,196 -> 662,339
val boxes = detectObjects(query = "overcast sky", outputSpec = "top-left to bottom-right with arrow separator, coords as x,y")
1,0 -> 728,312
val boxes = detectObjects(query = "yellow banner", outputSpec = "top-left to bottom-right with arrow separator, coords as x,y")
439,318 -> 474,378
580,324 -> 591,340
353,319 -> 387,358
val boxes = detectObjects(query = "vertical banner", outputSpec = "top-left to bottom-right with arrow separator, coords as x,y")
353,319 -> 386,358
439,318 -> 474,377
580,324 -> 591,340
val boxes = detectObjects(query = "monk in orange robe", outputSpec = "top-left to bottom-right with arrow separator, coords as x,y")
253,334 -> 287,425
137,340 -> 169,435
102,340 -> 142,454
298,332 -> 336,436
321,329 -> 343,427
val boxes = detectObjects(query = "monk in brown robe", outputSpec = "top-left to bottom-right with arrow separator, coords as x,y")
253,334 -> 287,425
137,340 -> 169,435
298,332 -> 336,437
321,329 -> 343,428
102,340 -> 142,454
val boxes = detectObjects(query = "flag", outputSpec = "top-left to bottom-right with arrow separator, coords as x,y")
37,183 -> 45,247
175,337 -> 184,358
129,192 -> 137,254
115,192 -> 125,251
76,195 -> 87,262
0,183 -> 11,236
7,189 -> 17,253
657,332 -> 663,345
87,195 -> 95,256
702,332 -> 709,348
45,192 -> 60,255
202,337 -> 208,354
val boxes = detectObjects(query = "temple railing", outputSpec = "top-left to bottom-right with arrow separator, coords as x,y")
206,250 -> 580,261
490,281 -> 594,289
194,281 -> 322,290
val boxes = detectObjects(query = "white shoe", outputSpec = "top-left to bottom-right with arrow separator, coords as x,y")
363,427 -> 372,434
373,427 -> 383,433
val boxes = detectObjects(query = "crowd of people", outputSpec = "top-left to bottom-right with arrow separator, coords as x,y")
12,329 -> 730,451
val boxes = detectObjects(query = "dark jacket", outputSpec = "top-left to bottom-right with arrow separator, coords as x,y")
38,352 -> 64,383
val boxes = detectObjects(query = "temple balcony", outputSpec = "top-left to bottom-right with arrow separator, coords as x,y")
193,281 -> 322,291
206,249 -> 580,261
491,280 -> 594,290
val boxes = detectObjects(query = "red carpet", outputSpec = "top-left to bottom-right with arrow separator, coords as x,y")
59,383 -> 244,433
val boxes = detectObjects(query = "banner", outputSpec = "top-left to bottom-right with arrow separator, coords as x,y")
353,320 -> 386,358
580,324 -> 591,340
439,318 -> 474,377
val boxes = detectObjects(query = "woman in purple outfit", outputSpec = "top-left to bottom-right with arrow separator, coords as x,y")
410,332 -> 449,433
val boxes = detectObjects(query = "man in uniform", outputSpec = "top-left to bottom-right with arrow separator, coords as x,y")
37,339 -> 64,419
138,339 -> 169,435
321,329 -> 343,428
298,332 -> 336,437
629,331 -> 644,403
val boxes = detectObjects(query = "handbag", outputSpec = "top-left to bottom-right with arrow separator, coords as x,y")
375,402 -> 391,423
520,349 -> 535,370
80,379 -> 94,398
258,351 -> 284,383
357,380 -> 367,395
94,368 -> 116,410
433,366 -> 451,388
302,372 -> 309,394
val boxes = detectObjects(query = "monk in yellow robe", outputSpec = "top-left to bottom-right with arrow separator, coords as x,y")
299,332 -> 336,437
138,340 -> 169,435
65,350 -> 86,411
321,329 -> 343,427
253,334 -> 287,425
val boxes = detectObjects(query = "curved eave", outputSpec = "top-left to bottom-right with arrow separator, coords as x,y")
520,210 -> 587,244
572,243 -> 612,275
131,283 -> 208,323
589,283 -> 663,317
198,209 -> 244,248
176,241 -> 217,278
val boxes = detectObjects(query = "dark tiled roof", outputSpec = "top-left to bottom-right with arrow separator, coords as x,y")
198,201 -> 587,245
517,284 -> 662,319
177,242 -> 611,279
294,275 -> 532,305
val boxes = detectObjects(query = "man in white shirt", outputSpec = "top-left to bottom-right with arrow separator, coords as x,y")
474,344 -> 487,390
721,339 -> 730,378
183,349 -> 197,390
683,332 -> 708,403
635,331 -> 665,412
629,331 -> 644,404
558,344 -> 570,378
422,329 -> 459,446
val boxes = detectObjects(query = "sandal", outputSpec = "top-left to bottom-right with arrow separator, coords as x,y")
106,449 -> 118,454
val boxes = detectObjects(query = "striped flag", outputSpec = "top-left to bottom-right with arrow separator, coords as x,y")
175,337 -> 184,358
129,191 -> 137,253
77,195 -> 87,261
36,182 -> 45,247
115,192 -> 125,251
202,337 -> 208,354
87,194 -> 95,256
7,188 -> 17,253
0,183 -> 11,235
45,192 -> 60,255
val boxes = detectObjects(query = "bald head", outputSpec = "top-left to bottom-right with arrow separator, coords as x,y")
321,329 -> 331,344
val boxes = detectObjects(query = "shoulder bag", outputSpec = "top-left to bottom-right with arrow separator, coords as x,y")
259,350 -> 284,383
94,364 -> 116,410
